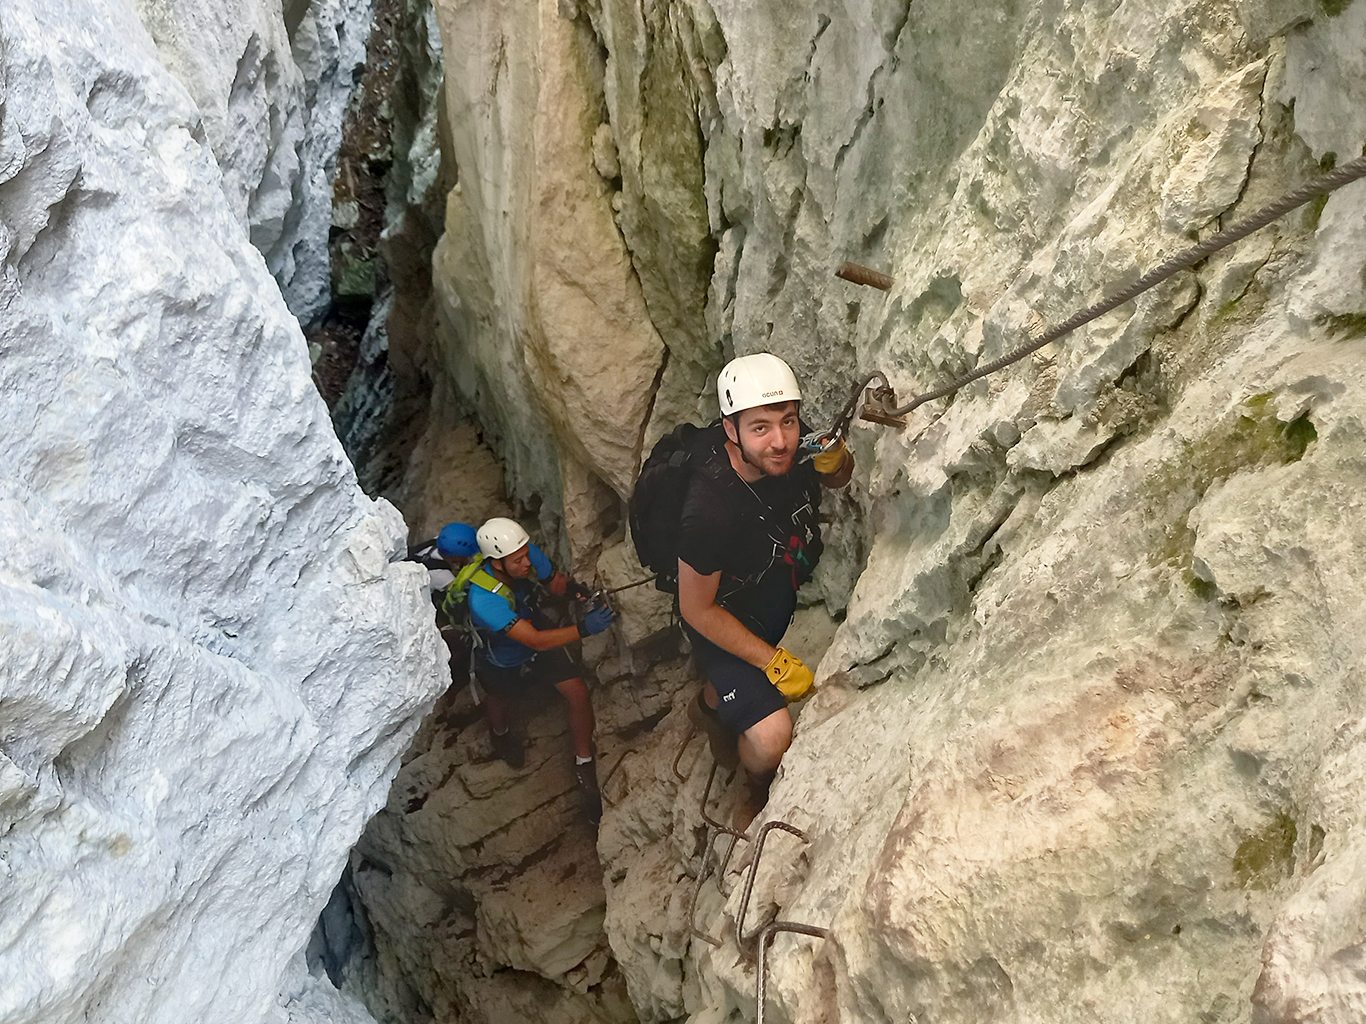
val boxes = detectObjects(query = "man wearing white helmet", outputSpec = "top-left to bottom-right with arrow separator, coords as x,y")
677,352 -> 853,811
466,517 -> 614,821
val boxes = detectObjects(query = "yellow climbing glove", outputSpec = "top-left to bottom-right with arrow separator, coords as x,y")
764,647 -> 815,701
811,438 -> 849,475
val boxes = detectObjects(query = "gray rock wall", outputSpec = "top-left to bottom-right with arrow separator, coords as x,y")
0,3 -> 446,1023
130,0 -> 377,323
422,0 -> 1366,1021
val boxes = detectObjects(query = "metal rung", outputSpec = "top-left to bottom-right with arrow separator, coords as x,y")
699,760 -> 747,840
715,830 -> 742,896
756,921 -> 830,1024
687,829 -> 724,947
599,749 -> 629,808
672,723 -> 698,782
736,820 -> 809,953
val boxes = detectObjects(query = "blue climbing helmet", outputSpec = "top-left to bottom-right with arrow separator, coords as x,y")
436,522 -> 480,559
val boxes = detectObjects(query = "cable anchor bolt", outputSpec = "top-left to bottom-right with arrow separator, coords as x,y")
859,381 -> 907,429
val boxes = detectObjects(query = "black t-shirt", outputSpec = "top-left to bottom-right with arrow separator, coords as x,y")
677,425 -> 823,640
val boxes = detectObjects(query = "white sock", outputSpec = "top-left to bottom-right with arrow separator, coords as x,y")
575,754 -> 593,765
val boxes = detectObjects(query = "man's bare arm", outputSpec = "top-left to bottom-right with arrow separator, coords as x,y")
677,559 -> 776,669
504,619 -> 581,651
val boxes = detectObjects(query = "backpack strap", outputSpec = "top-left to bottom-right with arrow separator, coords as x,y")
692,434 -> 815,601
438,559 -> 517,632
468,567 -> 516,611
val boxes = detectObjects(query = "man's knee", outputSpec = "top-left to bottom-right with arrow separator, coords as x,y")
555,676 -> 590,706
739,708 -> 792,773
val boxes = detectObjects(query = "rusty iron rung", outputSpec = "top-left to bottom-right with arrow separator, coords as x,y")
715,831 -> 742,897
756,921 -> 831,1024
599,749 -> 630,808
835,261 -> 894,291
735,820 -> 809,953
687,829 -> 724,947
672,722 -> 698,782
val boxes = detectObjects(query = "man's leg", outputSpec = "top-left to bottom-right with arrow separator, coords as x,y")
476,660 -> 524,768
737,707 -> 793,775
483,689 -> 512,735
553,675 -> 595,761
540,653 -> 600,823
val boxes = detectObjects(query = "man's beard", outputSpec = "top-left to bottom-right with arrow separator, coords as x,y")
740,439 -> 793,477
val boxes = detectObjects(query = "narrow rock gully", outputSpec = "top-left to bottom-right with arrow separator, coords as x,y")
307,395 -> 844,1023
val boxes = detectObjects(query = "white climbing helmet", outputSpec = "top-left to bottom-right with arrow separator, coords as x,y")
717,352 -> 802,417
477,517 -> 530,559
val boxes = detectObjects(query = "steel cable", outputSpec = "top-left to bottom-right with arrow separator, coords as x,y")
886,152 -> 1366,417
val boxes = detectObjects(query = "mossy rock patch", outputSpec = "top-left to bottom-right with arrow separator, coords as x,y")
1233,811 -> 1297,889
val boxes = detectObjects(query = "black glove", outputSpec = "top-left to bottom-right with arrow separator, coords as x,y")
567,580 -> 593,601
577,604 -> 614,637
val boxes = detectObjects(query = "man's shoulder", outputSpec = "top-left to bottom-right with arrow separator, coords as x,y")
527,543 -> 553,578
467,579 -> 518,630
683,441 -> 741,506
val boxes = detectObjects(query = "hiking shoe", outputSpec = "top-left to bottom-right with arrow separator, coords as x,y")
574,759 -> 603,825
687,689 -> 739,770
490,729 -> 524,768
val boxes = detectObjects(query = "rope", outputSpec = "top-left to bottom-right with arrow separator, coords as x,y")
885,152 -> 1366,416
604,576 -> 657,595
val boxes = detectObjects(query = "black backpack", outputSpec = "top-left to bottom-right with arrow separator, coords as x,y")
629,422 -> 720,594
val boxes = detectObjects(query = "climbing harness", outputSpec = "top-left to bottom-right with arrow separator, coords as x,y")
832,153 -> 1366,426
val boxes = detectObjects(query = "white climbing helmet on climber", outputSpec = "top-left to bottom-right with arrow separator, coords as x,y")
717,352 -> 802,417
476,517 -> 530,559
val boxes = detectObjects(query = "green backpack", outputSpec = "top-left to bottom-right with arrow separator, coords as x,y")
438,559 -> 538,638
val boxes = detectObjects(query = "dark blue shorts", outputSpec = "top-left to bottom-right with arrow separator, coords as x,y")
474,648 -> 580,698
684,625 -> 787,734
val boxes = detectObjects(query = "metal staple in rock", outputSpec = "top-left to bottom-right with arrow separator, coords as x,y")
735,820 -> 810,953
884,152 -> 1366,416
756,921 -> 831,1024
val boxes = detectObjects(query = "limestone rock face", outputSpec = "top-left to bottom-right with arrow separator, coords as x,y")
0,3 -> 445,1023
338,644 -> 696,1024
430,0 -> 672,555
421,0 -> 1366,1021
130,0 -> 376,322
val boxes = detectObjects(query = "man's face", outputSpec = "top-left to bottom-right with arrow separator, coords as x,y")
728,401 -> 799,476
497,545 -> 533,579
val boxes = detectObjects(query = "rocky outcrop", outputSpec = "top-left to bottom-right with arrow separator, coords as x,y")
130,0 -> 376,323
430,0 -> 683,554
324,0 -> 457,504
409,0 -> 1366,1022
0,4 -> 445,1024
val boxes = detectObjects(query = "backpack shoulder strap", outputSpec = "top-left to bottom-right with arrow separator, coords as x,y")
468,566 -> 516,610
